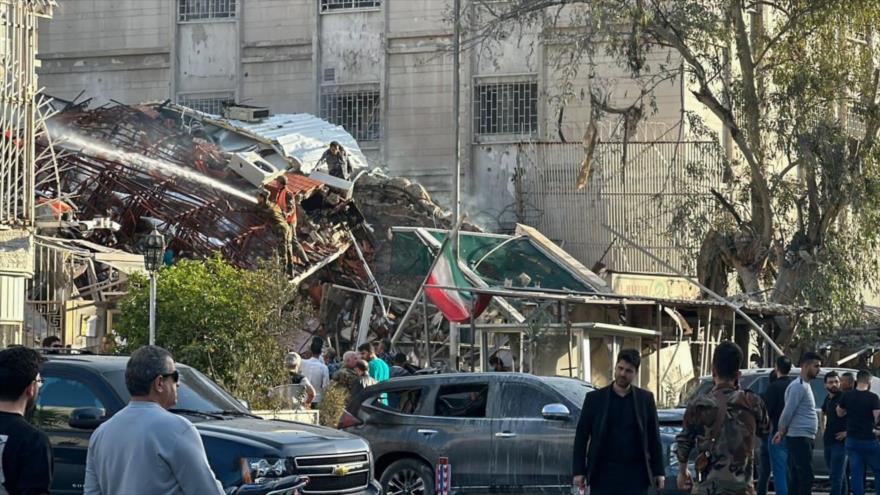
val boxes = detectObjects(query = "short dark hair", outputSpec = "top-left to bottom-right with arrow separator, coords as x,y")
824,370 -> 839,382
329,141 -> 341,148
842,372 -> 855,382
775,356 -> 792,375
355,360 -> 369,373
489,355 -> 501,365
41,335 -> 61,347
800,351 -> 822,366
393,352 -> 407,366
274,175 -> 287,185
310,337 -> 324,356
857,369 -> 872,384
616,348 -> 641,371
0,347 -> 45,401
358,342 -> 374,354
125,346 -> 174,397
712,341 -> 743,381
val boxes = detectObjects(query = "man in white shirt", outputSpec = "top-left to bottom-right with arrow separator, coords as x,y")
84,345 -> 224,495
300,339 -> 330,406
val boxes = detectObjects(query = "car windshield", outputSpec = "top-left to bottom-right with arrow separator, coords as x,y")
104,366 -> 247,413
544,377 -> 594,406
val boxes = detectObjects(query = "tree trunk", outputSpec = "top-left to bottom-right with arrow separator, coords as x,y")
770,259 -> 816,348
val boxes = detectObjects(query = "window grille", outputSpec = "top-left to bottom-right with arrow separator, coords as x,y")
179,0 -> 236,21
473,80 -> 538,135
177,93 -> 235,115
320,0 -> 381,13
320,86 -> 381,142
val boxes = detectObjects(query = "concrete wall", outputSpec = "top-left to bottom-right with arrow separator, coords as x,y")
37,0 -> 691,235
38,1 -> 172,103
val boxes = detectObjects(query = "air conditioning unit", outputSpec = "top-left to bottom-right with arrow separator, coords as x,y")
223,104 -> 271,122
228,151 -> 281,187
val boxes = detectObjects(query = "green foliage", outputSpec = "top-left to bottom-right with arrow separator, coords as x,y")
116,257 -> 310,409
472,0 -> 880,341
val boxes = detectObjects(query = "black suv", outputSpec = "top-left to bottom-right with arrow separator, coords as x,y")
35,354 -> 381,494
341,372 -> 682,494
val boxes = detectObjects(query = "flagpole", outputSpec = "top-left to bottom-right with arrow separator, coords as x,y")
389,216 -> 466,346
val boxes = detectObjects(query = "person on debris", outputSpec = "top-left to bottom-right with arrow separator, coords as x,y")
822,371 -> 848,495
284,352 -> 316,408
0,346 -> 54,495
265,176 -> 310,265
317,141 -> 352,180
774,351 -> 822,495
573,349 -> 665,495
84,346 -> 225,495
300,339 -> 329,408
761,355 -> 793,495
358,342 -> 390,383
256,190 -> 296,275
837,369 -> 880,495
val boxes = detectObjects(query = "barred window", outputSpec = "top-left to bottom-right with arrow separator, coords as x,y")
320,0 -> 381,12
474,80 -> 538,135
178,93 -> 235,115
179,0 -> 236,21
320,85 -> 381,142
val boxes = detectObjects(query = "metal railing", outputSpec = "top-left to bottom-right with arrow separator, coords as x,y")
178,0 -> 236,22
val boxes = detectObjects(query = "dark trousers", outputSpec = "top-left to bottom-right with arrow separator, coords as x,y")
590,462 -> 651,495
757,435 -> 771,495
825,440 -> 848,495
787,436 -> 814,495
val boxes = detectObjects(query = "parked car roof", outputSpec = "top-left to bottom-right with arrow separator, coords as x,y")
43,354 -> 192,373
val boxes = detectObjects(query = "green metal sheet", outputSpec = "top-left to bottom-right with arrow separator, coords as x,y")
391,230 -> 597,293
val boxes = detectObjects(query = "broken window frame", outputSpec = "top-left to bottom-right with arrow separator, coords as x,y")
177,92 -> 235,115
178,0 -> 237,22
473,77 -> 539,137
320,84 -> 382,142
320,0 -> 381,13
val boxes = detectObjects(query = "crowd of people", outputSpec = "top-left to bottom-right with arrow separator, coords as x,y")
282,337 -> 420,427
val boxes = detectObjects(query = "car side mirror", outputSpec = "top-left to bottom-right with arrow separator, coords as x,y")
541,403 -> 570,421
68,407 -> 106,430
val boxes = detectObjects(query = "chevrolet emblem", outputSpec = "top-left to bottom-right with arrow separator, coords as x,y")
332,465 -> 350,476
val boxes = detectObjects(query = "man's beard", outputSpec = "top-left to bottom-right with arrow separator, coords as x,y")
827,387 -> 839,395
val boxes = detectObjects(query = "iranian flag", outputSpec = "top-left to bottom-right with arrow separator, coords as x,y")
424,241 -> 493,322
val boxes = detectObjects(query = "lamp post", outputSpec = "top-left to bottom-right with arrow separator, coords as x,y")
144,230 -> 165,346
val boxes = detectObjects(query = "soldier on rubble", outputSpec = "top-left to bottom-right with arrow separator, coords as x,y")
256,190 -> 296,275
266,175 -> 310,265
317,141 -> 353,180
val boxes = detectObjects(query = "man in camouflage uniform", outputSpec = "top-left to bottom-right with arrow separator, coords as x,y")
676,341 -> 770,494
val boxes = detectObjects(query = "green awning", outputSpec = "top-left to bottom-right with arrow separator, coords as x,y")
391,228 -> 602,294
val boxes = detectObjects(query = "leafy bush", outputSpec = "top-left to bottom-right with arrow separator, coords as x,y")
116,257 -> 310,409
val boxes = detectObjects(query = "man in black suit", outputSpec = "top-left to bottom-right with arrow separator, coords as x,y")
572,349 -> 665,495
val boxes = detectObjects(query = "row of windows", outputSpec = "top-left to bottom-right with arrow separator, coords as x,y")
176,81 -> 539,142
177,0 -> 380,21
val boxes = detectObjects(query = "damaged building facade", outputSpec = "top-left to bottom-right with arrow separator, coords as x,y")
35,0 -> 723,276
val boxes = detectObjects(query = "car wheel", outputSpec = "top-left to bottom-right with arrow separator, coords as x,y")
380,459 -> 435,495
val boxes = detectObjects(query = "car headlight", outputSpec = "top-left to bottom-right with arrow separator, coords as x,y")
240,457 -> 289,483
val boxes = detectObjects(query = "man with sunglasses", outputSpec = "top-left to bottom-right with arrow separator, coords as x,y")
0,346 -> 52,495
84,345 -> 224,495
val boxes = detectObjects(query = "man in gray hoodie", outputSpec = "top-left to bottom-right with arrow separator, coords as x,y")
773,351 -> 822,495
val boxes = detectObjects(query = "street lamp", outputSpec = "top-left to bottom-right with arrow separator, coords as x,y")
144,230 -> 165,346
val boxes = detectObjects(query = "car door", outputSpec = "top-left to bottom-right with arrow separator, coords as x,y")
491,381 -> 572,493
35,368 -> 117,494
413,380 -> 496,491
